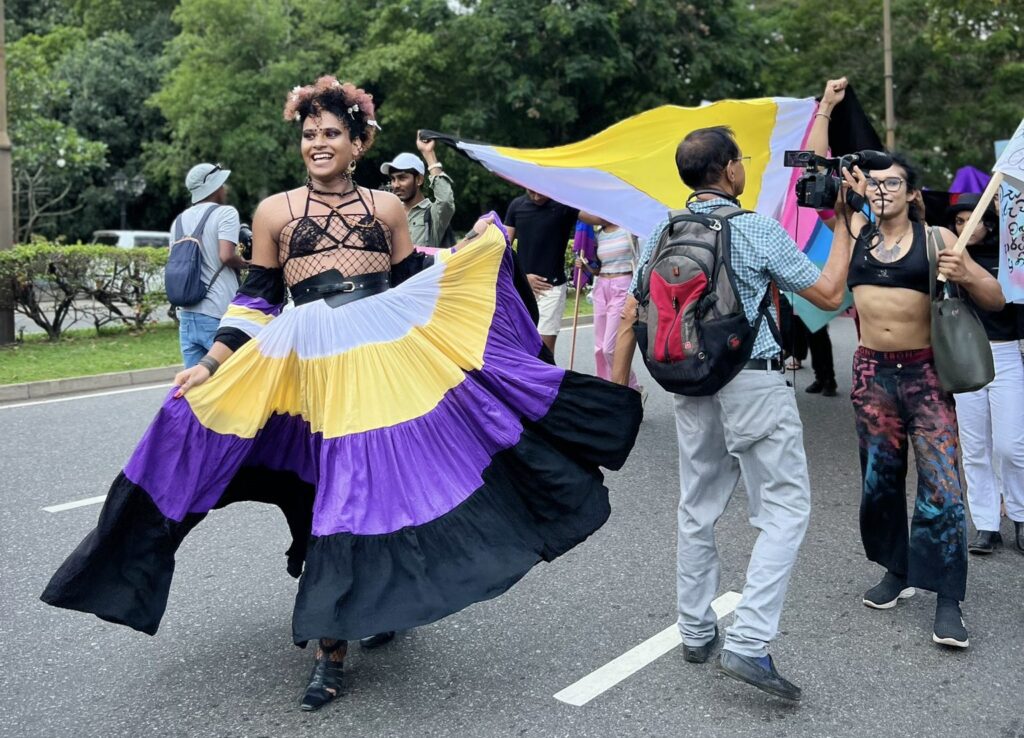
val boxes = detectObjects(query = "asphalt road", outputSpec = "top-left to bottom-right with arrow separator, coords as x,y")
2,319 -> 1022,738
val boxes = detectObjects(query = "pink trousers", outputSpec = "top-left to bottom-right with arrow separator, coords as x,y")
592,274 -> 639,389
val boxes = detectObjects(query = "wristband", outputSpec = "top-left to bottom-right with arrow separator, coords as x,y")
428,163 -> 444,171
198,355 -> 220,376
815,112 -> 831,121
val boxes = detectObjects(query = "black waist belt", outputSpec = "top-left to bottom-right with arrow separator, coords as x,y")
743,357 -> 784,372
291,270 -> 390,308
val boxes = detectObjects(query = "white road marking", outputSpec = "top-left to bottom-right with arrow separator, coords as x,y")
553,590 -> 742,707
42,495 -> 108,513
0,383 -> 169,410
559,323 -> 594,332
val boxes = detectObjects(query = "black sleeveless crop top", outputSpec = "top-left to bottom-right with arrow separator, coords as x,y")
847,220 -> 931,295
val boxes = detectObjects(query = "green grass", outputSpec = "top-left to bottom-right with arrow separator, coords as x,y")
564,289 -> 594,318
0,323 -> 181,385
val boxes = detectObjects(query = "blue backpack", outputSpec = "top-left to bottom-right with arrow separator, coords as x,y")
165,204 -> 225,307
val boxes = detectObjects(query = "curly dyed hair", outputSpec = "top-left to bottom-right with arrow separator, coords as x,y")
283,76 -> 379,151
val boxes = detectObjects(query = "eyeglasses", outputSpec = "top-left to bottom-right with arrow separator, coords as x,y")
732,156 -> 751,164
201,164 -> 223,184
954,215 -> 971,226
865,176 -> 905,192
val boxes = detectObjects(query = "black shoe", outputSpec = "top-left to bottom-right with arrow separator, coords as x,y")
932,597 -> 969,648
1015,521 -> 1024,554
300,640 -> 346,711
682,626 -> 719,664
717,650 -> 802,701
806,379 -> 838,396
863,571 -> 915,609
968,530 -> 1002,555
359,631 -> 396,649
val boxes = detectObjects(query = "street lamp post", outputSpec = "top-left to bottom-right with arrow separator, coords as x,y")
0,0 -> 16,345
111,171 -> 146,230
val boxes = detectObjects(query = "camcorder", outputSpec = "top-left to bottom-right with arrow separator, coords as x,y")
784,149 -> 893,209
239,223 -> 254,261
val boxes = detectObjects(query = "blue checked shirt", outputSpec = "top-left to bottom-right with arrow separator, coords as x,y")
631,199 -> 821,359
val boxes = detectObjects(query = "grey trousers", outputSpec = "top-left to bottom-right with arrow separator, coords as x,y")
673,369 -> 810,658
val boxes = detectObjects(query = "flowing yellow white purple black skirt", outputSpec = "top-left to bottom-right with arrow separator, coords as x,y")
41,227 -> 643,643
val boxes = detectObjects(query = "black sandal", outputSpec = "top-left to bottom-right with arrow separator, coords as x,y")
300,639 -> 346,711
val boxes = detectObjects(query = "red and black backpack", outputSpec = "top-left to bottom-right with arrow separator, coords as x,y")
634,198 -> 775,396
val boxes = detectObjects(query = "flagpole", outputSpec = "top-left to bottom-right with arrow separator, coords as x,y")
937,172 -> 1004,281
0,0 -> 16,345
882,0 -> 896,150
569,269 -> 582,370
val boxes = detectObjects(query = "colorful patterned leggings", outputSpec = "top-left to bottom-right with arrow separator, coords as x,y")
851,347 -> 967,601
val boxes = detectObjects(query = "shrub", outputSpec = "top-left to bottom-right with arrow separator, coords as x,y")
0,242 -> 168,340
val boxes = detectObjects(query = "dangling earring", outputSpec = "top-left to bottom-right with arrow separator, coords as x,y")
305,175 -> 314,191
347,161 -> 357,175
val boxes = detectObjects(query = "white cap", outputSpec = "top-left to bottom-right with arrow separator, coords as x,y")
380,152 -> 425,176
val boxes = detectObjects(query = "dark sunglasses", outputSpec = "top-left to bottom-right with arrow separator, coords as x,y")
201,164 -> 223,184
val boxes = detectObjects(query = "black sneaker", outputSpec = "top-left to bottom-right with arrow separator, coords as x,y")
805,380 -> 825,394
821,381 -> 838,397
359,631 -> 396,649
967,530 -> 1002,554
863,572 -> 915,609
932,598 -> 969,648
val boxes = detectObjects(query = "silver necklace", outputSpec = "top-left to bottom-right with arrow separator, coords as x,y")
874,224 -> 913,263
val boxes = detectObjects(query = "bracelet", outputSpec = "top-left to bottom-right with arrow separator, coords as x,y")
198,355 -> 220,376
428,163 -> 444,171
815,112 -> 831,121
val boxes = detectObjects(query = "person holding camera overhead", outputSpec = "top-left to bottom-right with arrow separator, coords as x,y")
42,76 -> 642,713
810,77 -> 1004,649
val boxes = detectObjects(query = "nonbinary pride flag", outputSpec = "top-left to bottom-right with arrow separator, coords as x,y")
428,97 -> 816,240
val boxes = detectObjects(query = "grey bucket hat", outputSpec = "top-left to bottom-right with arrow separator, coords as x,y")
186,163 -> 231,203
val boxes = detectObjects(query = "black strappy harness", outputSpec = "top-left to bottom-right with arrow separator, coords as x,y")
282,188 -> 392,307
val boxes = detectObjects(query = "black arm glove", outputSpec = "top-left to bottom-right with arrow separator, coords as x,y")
390,252 -> 435,287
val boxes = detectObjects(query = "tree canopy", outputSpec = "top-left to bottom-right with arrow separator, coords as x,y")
6,0 -> 1022,240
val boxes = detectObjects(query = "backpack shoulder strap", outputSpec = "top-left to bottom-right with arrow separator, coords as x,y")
709,205 -> 750,220
192,203 -> 220,238
196,204 -> 228,294
422,204 -> 433,244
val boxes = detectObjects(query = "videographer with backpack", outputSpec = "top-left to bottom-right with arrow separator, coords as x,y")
169,163 -> 247,368
611,125 -> 860,701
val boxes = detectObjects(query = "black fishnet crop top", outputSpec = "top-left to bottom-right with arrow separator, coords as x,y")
279,187 -> 392,286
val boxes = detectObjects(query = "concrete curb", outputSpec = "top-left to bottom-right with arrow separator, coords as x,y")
0,364 -> 182,403
560,315 -> 594,328
1,316 -> 595,404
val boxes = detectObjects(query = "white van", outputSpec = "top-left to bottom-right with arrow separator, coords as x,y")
92,230 -> 170,248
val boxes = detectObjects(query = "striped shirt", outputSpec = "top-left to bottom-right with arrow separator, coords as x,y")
596,227 -> 635,275
632,199 -> 820,359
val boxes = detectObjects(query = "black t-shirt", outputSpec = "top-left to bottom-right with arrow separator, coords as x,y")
959,245 -> 1022,342
505,196 -> 579,285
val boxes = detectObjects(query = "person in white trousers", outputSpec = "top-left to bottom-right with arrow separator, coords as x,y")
948,194 -> 1024,554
